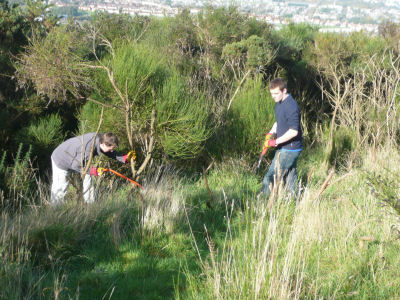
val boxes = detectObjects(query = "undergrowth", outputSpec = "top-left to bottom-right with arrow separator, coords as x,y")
1,145 -> 400,299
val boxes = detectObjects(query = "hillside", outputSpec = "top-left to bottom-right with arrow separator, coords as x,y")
1,1 -> 400,298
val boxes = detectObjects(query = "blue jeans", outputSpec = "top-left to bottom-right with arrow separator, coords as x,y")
260,149 -> 302,195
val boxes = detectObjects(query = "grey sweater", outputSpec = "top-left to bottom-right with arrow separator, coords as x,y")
51,132 -> 125,172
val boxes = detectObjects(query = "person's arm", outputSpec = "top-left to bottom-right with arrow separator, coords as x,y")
276,129 -> 298,146
269,122 -> 277,135
103,151 -> 126,163
104,150 -> 136,164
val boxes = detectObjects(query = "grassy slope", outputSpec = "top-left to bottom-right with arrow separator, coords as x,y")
1,146 -> 400,299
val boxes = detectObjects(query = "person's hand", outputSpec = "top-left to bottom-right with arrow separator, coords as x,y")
90,167 -> 99,176
261,133 -> 276,155
123,150 -> 136,163
267,139 -> 277,147
263,133 -> 273,149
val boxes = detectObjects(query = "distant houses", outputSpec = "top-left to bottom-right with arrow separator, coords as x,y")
49,0 -> 394,34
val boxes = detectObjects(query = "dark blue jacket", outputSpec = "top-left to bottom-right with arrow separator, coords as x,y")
275,94 -> 303,150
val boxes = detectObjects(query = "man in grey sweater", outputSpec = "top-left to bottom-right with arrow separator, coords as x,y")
50,132 -> 133,204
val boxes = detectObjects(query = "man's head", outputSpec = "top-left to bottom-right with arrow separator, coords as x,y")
269,78 -> 288,103
99,132 -> 118,153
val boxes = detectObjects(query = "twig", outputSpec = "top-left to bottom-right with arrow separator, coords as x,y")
134,19 -> 150,43
329,171 -> 354,187
227,69 -> 251,110
81,107 -> 104,181
313,168 -> 335,201
358,236 -> 375,249
87,96 -> 121,110
136,105 -> 157,177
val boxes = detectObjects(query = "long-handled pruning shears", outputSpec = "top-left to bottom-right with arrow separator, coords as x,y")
256,133 -> 276,171
97,167 -> 143,189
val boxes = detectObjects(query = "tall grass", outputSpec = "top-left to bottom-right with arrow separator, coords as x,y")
184,192 -> 306,299
1,143 -> 400,299
0,144 -> 47,209
0,164 -> 189,299
183,145 -> 400,299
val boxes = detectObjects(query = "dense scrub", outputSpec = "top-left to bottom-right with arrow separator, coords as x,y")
1,0 -> 400,298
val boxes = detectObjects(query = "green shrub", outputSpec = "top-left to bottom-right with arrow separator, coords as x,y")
15,114 -> 64,160
274,22 -> 318,61
15,25 -> 91,101
90,12 -> 151,45
80,42 -> 212,165
79,42 -> 168,140
222,75 -> 275,157
157,74 -> 211,160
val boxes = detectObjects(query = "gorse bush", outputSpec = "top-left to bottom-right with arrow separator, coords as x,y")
81,41 -> 168,138
305,32 -> 400,153
15,114 -> 64,165
224,76 -> 275,157
89,12 -> 151,44
80,42 -> 212,166
275,22 -> 318,61
15,24 -> 91,101
157,74 -> 211,160
222,35 -> 276,80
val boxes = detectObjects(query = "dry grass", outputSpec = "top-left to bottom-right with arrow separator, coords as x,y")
184,145 -> 400,299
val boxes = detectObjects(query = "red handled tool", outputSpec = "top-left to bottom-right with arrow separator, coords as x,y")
256,133 -> 276,171
97,168 -> 143,189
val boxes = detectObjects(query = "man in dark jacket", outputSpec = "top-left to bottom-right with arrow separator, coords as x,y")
259,78 -> 303,196
51,132 -> 132,204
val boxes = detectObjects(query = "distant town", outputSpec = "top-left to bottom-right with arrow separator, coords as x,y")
49,0 -> 400,33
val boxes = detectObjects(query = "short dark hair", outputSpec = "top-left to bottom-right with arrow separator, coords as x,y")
270,78 -> 287,91
100,132 -> 119,147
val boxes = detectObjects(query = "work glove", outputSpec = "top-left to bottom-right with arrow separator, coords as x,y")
261,133 -> 276,155
89,167 -> 99,176
263,133 -> 273,150
267,139 -> 277,147
123,150 -> 136,163
256,133 -> 276,172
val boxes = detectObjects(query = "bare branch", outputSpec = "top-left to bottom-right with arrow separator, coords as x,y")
87,96 -> 122,110
227,69 -> 251,110
136,105 -> 157,177
81,106 -> 104,181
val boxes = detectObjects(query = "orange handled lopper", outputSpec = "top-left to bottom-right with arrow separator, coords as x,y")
97,167 -> 143,189
256,133 -> 275,170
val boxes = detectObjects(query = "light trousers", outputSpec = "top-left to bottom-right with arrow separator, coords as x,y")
50,159 -> 94,204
